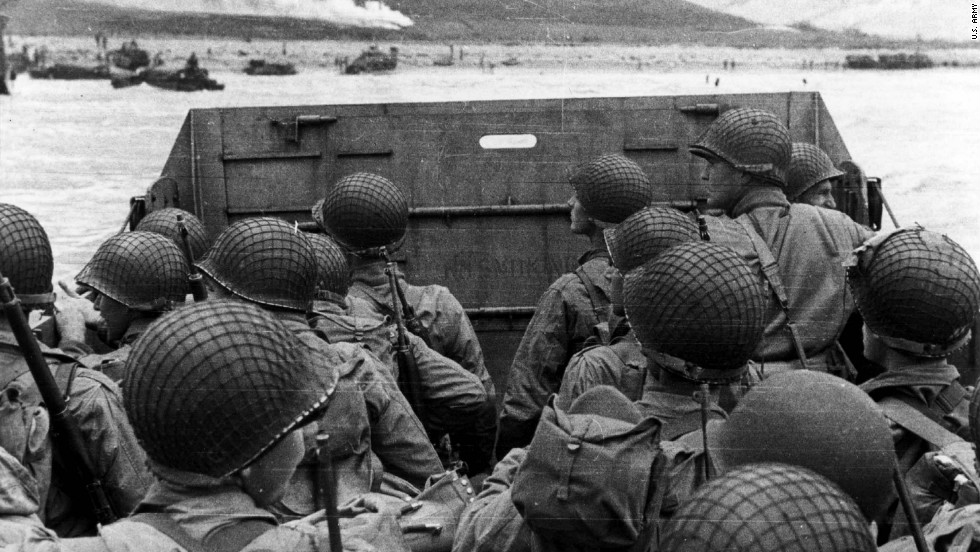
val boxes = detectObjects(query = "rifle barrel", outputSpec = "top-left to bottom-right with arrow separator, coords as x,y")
175,214 -> 208,302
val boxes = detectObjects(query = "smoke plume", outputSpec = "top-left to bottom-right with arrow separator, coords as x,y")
87,0 -> 414,29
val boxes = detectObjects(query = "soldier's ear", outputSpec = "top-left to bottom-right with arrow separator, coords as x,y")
26,406 -> 50,459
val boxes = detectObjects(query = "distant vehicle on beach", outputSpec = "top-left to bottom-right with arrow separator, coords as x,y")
845,52 -> 934,70
243,59 -> 297,76
345,45 -> 398,74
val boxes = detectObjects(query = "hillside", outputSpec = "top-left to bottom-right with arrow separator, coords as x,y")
3,0 -> 965,48
684,0 -> 967,42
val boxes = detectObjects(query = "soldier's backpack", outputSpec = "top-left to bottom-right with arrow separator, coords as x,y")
511,387 -> 666,551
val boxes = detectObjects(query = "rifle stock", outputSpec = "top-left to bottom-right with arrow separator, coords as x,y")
380,247 -> 427,424
175,214 -> 207,302
0,274 -> 117,525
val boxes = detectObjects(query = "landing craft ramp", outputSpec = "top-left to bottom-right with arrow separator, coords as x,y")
134,91 -> 966,396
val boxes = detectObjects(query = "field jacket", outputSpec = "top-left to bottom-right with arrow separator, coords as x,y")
1,330 -> 152,537
348,260 -> 494,397
274,314 -> 444,512
711,188 -> 873,364
496,249 -> 613,457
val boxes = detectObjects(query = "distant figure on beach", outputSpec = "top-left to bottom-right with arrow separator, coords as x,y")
715,77 -> 720,86
731,60 -> 736,70
723,59 -> 729,70
705,74 -> 709,83
803,78 -> 808,85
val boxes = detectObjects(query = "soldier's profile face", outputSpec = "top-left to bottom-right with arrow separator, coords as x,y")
567,195 -> 594,235
701,160 -> 744,210
797,180 -> 836,210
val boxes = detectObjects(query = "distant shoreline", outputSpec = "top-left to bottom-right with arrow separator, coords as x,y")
10,35 -> 980,74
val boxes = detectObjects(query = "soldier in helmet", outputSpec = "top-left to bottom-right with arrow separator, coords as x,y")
66,301 -> 409,551
315,173 -> 497,473
134,207 -> 211,262
786,142 -> 844,210
194,217 -> 454,509
497,153 -> 662,457
317,172 -> 494,397
0,203 -> 151,537
660,463 -> 876,552
848,227 -> 980,541
690,107 -> 873,376
619,241 -> 766,435
65,231 -> 189,383
556,206 -> 701,405
306,232 -> 497,475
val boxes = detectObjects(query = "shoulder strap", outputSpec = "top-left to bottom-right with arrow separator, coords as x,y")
51,360 -> 80,401
575,265 -> 609,326
734,216 -> 810,369
878,397 -> 965,449
935,382 -> 969,415
129,513 -> 276,552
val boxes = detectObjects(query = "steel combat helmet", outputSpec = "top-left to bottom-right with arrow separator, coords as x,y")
847,227 -> 980,357
716,371 -> 894,520
135,208 -> 210,261
317,172 -> 409,250
605,206 -> 700,272
76,231 -> 189,311
786,143 -> 845,201
623,241 -> 766,381
570,154 -> 659,224
196,217 -> 317,312
661,463 -> 875,552
123,301 -> 333,477
0,203 -> 54,302
307,232 -> 351,301
690,107 -> 792,187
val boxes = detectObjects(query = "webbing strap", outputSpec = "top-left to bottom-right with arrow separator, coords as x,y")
735,216 -> 811,370
879,397 -> 964,450
574,265 -> 609,327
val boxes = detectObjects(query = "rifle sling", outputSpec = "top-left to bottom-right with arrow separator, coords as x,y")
878,396 -> 965,450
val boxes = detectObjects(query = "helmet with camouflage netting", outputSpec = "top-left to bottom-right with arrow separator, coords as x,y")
123,301 -> 334,477
76,231 -> 189,311
0,203 -> 54,302
716,370 -> 894,520
690,107 -> 792,187
623,241 -> 766,382
605,206 -> 700,272
307,233 -> 351,301
317,172 -> 409,251
135,208 -> 210,262
570,154 -> 660,224
196,217 -> 317,312
847,227 -> 980,358
661,463 -> 875,552
786,143 -> 845,201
